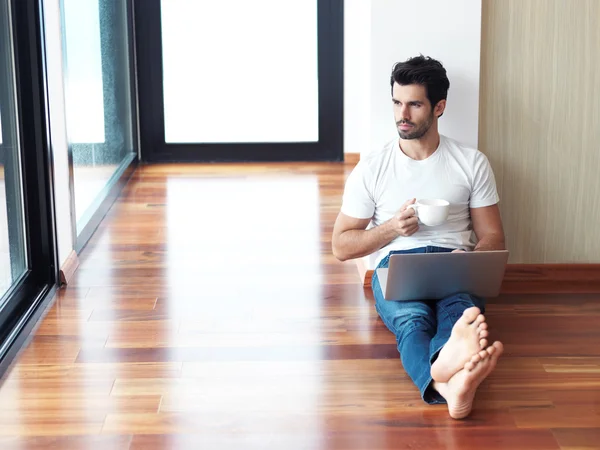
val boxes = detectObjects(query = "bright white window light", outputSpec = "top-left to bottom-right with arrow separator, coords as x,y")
161,0 -> 319,143
62,0 -> 105,144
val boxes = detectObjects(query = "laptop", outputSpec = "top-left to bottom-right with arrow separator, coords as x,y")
375,250 -> 509,301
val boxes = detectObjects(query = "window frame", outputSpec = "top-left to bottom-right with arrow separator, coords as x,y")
0,0 -> 59,375
133,0 -> 344,162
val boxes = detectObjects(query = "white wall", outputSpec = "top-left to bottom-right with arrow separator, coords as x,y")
343,0 -> 371,155
345,0 -> 482,156
42,0 -> 73,268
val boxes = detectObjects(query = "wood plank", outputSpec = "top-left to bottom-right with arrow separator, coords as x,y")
128,430 -> 559,450
0,395 -> 161,416
103,409 -> 519,434
552,428 -> 600,450
76,344 -> 401,363
7,362 -> 182,380
0,435 -> 132,450
502,265 -> 600,294
511,404 -> 600,429
12,339 -> 83,365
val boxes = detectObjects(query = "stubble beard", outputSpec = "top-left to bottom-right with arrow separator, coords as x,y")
397,113 -> 434,140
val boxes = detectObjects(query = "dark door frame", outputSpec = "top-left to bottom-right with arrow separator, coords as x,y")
0,0 -> 59,376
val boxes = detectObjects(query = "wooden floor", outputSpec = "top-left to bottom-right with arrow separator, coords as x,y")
0,161 -> 599,449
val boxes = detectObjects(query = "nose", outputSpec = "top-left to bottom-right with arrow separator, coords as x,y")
400,104 -> 410,120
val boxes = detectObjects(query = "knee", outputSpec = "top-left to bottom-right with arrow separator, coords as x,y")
391,309 -> 435,338
443,292 -> 486,312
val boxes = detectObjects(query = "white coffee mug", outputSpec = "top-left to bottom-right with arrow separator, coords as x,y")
407,199 -> 450,226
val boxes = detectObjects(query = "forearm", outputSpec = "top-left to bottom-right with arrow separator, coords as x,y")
474,233 -> 506,251
333,220 -> 399,261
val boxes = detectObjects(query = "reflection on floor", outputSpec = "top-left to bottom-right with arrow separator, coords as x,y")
0,160 -> 599,449
73,164 -> 120,225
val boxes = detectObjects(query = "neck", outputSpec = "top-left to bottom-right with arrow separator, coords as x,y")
399,126 -> 440,160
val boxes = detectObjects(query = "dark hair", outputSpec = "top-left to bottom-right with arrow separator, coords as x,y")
390,55 -> 450,109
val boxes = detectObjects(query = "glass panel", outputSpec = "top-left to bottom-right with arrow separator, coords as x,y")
161,0 -> 318,144
0,0 -> 27,300
61,0 -> 135,231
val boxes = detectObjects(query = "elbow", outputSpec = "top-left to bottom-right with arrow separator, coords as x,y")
333,249 -> 349,262
493,232 -> 507,250
331,237 -> 349,262
331,244 -> 347,262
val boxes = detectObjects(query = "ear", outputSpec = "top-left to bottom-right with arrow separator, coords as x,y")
434,99 -> 446,118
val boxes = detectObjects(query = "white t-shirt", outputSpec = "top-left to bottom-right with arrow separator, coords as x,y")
341,134 -> 500,267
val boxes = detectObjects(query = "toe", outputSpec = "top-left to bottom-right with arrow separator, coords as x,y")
461,307 -> 481,324
492,341 -> 504,356
465,361 -> 475,371
471,353 -> 481,364
479,329 -> 489,338
477,322 -> 488,331
474,314 -> 486,326
486,345 -> 496,356
479,338 -> 488,349
478,349 -> 488,359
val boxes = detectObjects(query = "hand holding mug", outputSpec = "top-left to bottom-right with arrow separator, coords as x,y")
392,198 -> 419,237
407,199 -> 450,227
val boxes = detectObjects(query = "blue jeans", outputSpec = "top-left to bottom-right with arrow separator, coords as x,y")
372,246 -> 486,404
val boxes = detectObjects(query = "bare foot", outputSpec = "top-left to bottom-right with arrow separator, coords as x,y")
434,341 -> 504,419
430,307 -> 489,382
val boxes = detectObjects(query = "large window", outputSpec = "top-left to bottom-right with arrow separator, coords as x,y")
61,0 -> 137,243
0,0 -> 27,301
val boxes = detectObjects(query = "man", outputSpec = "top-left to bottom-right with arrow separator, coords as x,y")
332,55 -> 505,419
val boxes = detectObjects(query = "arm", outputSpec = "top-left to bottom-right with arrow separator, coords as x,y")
331,199 -> 419,261
470,204 -> 506,251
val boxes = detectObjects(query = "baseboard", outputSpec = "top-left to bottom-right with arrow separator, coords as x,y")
500,264 -> 600,294
344,153 -> 360,165
356,261 -> 600,294
59,250 -> 79,286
